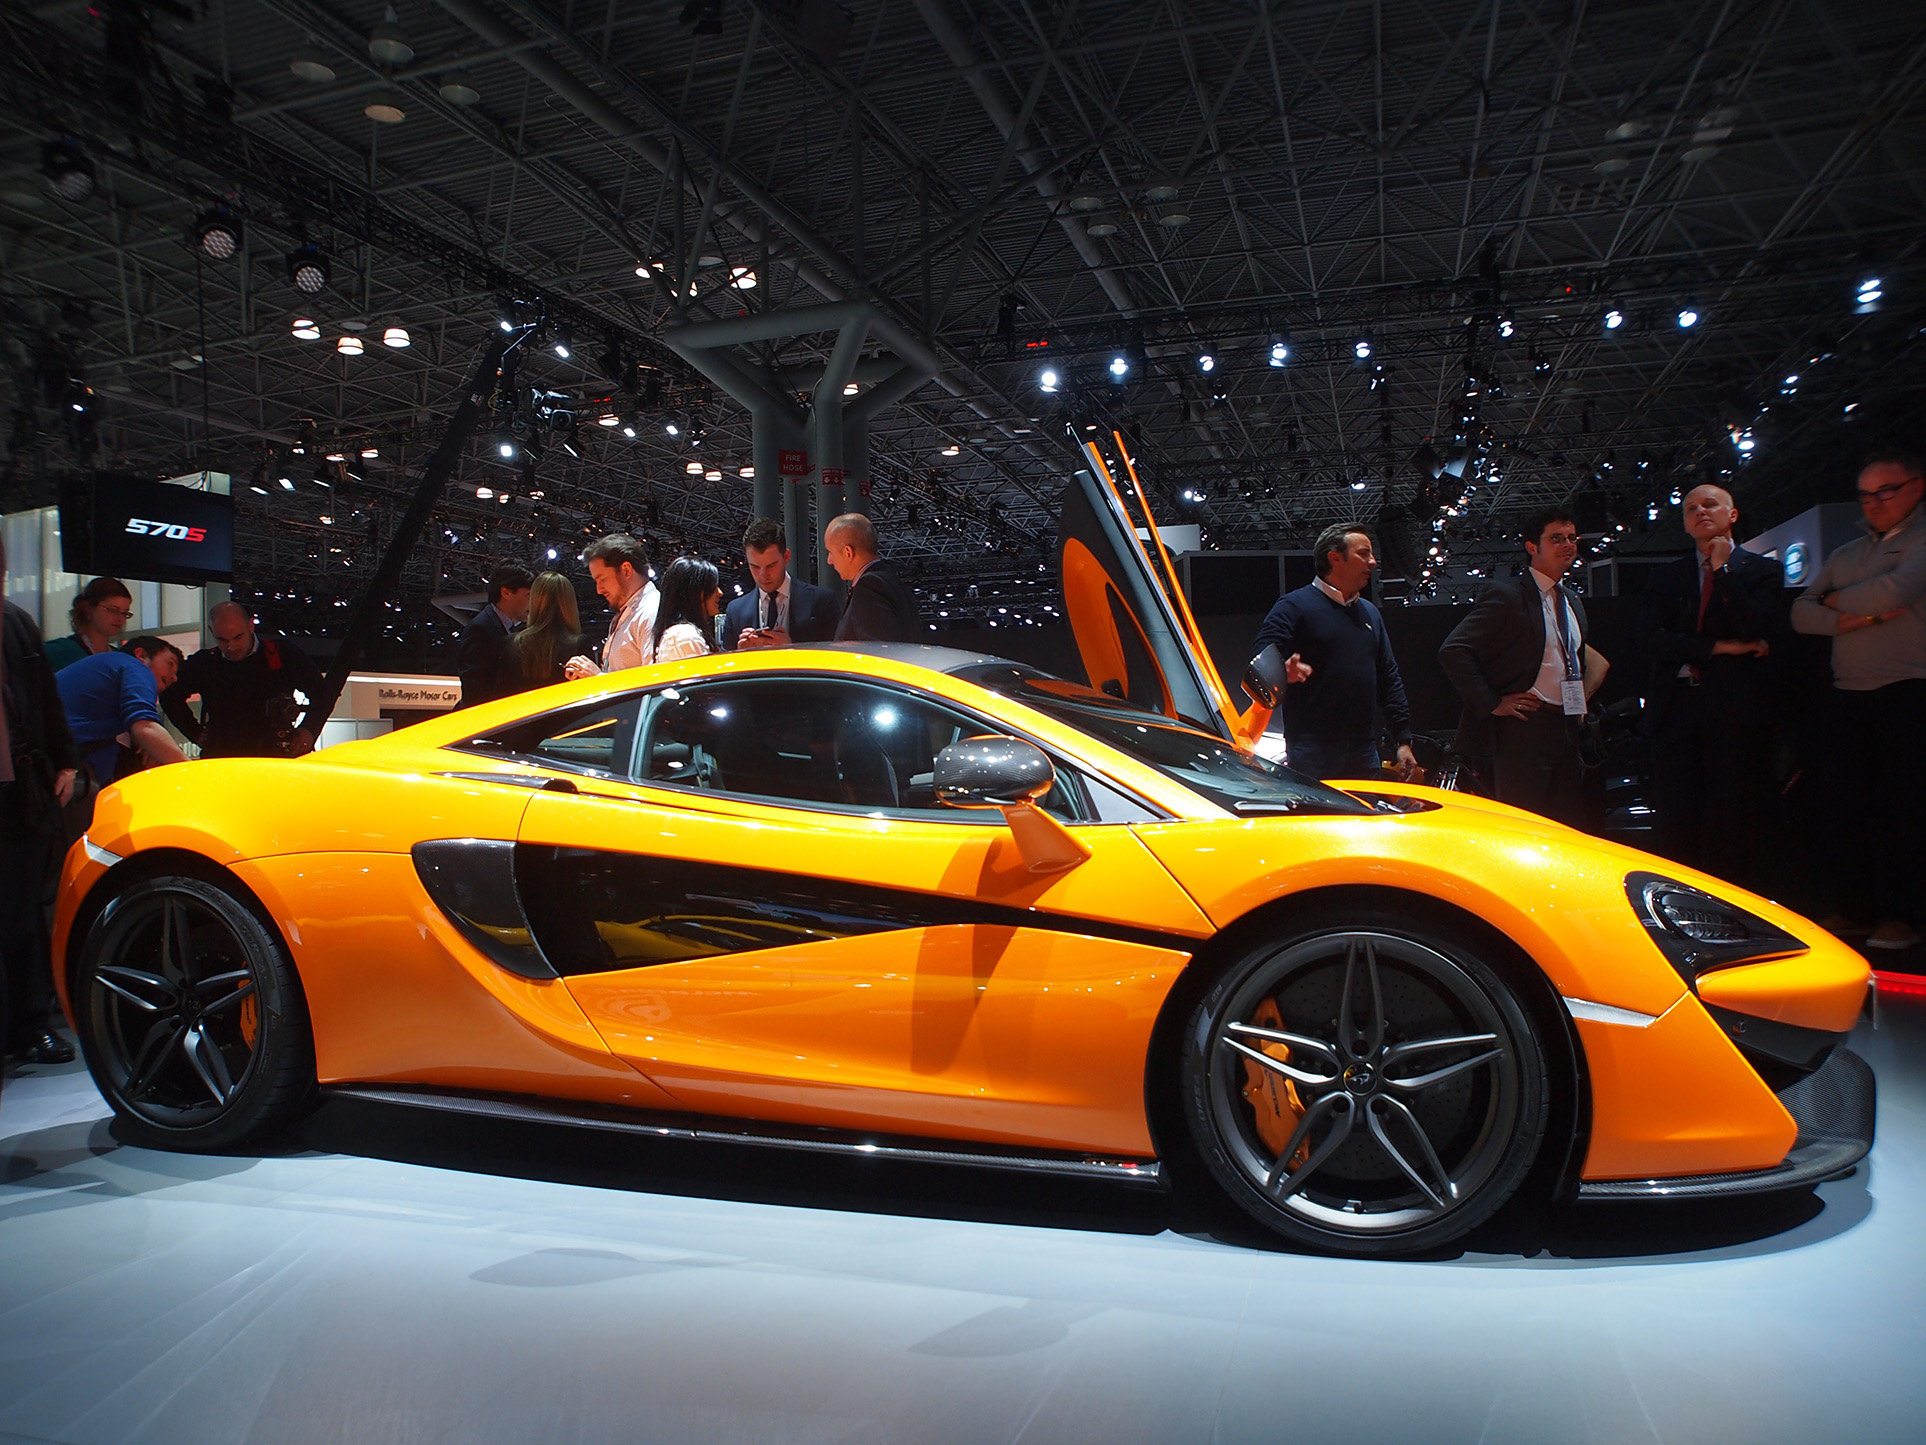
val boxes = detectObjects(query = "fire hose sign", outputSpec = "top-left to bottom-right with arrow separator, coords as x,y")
778,449 -> 810,478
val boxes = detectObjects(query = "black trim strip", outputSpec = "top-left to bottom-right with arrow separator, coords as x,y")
515,844 -> 1200,976
326,1085 -> 1165,1187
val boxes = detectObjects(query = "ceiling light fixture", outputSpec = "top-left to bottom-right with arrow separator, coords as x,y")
42,138 -> 96,201
438,70 -> 480,105
368,7 -> 414,65
286,244 -> 331,294
194,206 -> 241,260
382,321 -> 410,348
336,333 -> 364,355
289,47 -> 336,83
291,317 -> 321,341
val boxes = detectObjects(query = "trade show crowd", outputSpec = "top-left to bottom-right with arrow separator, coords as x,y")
2,458 -> 1920,1071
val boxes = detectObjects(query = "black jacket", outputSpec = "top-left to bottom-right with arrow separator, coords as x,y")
3,601 -> 81,780
162,632 -> 326,758
834,562 -> 922,645
455,605 -> 514,708
721,577 -> 842,650
1438,570 -> 1591,756
1640,545 -> 1786,732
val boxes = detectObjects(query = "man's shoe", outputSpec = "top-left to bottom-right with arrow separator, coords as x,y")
1866,921 -> 1922,951
18,1032 -> 76,1065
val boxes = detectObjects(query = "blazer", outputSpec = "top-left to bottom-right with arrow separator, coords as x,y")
834,561 -> 923,645
1640,545 -> 1785,732
1438,570 -> 1591,756
721,577 -> 842,650
454,605 -> 513,708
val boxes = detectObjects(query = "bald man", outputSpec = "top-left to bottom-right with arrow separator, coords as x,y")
162,601 -> 325,757
1640,482 -> 1785,889
826,513 -> 923,645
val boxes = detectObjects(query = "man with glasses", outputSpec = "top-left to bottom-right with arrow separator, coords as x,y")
1440,508 -> 1609,826
1792,450 -> 1925,951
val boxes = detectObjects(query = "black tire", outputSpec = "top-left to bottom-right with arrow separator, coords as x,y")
74,872 -> 316,1151
1182,909 -> 1548,1255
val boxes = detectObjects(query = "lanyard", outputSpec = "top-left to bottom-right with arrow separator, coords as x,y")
1548,585 -> 1579,680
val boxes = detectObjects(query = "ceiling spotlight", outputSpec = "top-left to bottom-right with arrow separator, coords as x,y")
291,317 -> 321,341
286,244 -> 331,294
704,468 -> 722,481
1038,366 -> 1060,393
738,465 -> 755,478
1855,276 -> 1883,313
1269,336 -> 1292,367
728,266 -> 757,290
1734,428 -> 1756,455
364,90 -> 406,124
664,419 -> 681,437
1353,334 -> 1374,362
940,444 -> 961,457
552,326 -> 573,360
843,381 -> 859,396
621,421 -> 636,438
1677,305 -> 1700,328
438,70 -> 480,105
476,485 -> 494,499
382,321 -> 410,348
368,7 -> 415,65
1497,314 -> 1516,340
1351,477 -> 1369,491
1198,347 -> 1216,373
194,206 -> 241,260
685,460 -> 704,474
597,411 -> 620,427
497,440 -> 515,459
336,333 -> 364,355
1085,214 -> 1121,238
289,47 -> 336,83
42,139 -> 95,202
360,446 -> 379,458
1603,306 -> 1626,331
278,475 -> 296,491
1108,353 -> 1130,379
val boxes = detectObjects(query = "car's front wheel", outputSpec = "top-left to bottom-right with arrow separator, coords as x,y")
1183,912 -> 1548,1254
75,871 -> 315,1151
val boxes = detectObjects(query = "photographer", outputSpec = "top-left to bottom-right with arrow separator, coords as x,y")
161,602 -> 325,758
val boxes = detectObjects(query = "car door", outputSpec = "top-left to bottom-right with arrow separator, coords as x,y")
509,673 -> 1212,1157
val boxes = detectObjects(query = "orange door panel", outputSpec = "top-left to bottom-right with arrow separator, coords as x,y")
518,785 -> 1209,1151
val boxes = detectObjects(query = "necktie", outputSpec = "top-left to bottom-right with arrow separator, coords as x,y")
1696,557 -> 1715,630
761,591 -> 777,629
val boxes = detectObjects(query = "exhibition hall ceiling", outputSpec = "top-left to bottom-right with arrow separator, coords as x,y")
1,0 -> 1922,615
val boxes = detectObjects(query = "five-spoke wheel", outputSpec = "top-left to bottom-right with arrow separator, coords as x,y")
76,872 -> 315,1151
1184,916 -> 1548,1254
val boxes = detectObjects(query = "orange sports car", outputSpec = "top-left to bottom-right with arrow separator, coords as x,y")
51,453 -> 1874,1256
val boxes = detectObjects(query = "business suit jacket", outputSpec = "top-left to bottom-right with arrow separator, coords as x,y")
834,561 -> 923,645
721,577 -> 841,651
1640,546 -> 1785,733
454,605 -> 513,708
1438,570 -> 1590,756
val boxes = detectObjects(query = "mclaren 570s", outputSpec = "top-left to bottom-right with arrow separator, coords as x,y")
51,448 -> 1874,1256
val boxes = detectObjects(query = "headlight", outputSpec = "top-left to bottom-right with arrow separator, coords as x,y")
1626,871 -> 1804,985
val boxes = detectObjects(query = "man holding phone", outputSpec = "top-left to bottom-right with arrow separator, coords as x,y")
721,517 -> 840,650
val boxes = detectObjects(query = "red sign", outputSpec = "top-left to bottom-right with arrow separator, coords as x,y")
778,449 -> 810,477
857,476 -> 871,499
821,467 -> 845,488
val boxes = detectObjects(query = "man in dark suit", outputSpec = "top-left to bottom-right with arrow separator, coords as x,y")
827,513 -> 923,644
1642,483 -> 1785,889
455,565 -> 531,708
722,517 -> 841,650
1439,508 -> 1608,826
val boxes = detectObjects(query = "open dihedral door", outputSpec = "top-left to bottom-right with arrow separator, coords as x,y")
1054,435 -> 1260,746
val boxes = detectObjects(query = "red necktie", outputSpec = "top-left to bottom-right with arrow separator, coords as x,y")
1696,557 -> 1715,630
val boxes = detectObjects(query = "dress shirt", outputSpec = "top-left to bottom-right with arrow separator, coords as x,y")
650,621 -> 712,664
1529,567 -> 1580,704
757,575 -> 792,633
602,582 -> 660,672
1312,577 -> 1353,606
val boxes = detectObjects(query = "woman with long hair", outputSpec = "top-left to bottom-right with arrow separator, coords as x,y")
44,577 -> 133,674
504,572 -> 581,693
648,557 -> 722,663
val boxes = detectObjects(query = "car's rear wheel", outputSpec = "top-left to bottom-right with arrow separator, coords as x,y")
75,872 -> 315,1151
1182,913 -> 1548,1255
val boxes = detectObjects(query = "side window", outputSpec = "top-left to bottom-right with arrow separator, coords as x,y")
464,695 -> 645,778
638,678 -> 1084,820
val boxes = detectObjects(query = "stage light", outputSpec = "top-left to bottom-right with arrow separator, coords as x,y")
1269,336 -> 1291,367
1351,477 -> 1369,491
704,469 -> 722,481
336,333 -> 364,355
360,446 -> 379,458
1198,347 -> 1216,373
738,465 -> 755,478
42,139 -> 95,201
1038,367 -> 1060,392
685,460 -> 704,474
279,476 -> 296,491
597,411 -> 620,427
497,440 -> 515,459
1497,314 -> 1516,339
291,317 -> 321,341
1677,305 -> 1700,328
1781,373 -> 1800,395
1108,353 -> 1130,379
1855,276 -> 1883,313
382,322 -> 410,348
551,326 -> 572,360
1353,334 -> 1373,362
728,266 -> 757,290
476,485 -> 494,499
843,380 -> 859,396
940,444 -> 960,457
1603,306 -> 1626,331
621,422 -> 637,438
194,207 -> 241,260
286,244 -> 330,294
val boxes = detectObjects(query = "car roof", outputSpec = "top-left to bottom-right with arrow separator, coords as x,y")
800,642 -> 1014,674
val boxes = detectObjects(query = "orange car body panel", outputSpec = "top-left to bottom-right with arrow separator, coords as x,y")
50,646 -> 1869,1182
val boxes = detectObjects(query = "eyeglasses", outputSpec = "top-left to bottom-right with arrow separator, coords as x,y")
97,605 -> 133,620
1541,532 -> 1580,546
1857,478 -> 1924,504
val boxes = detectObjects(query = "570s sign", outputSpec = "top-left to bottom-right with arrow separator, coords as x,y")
124,517 -> 208,542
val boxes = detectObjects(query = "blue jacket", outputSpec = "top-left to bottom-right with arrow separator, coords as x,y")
56,649 -> 162,783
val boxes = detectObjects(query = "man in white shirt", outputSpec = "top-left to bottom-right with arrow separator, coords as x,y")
1440,509 -> 1608,825
720,518 -> 840,650
565,534 -> 659,679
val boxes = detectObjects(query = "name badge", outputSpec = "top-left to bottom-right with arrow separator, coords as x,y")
1561,678 -> 1587,716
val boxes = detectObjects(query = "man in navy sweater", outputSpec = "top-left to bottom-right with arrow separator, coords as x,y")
1251,524 -> 1418,781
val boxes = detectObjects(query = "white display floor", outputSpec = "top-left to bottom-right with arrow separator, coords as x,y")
3,997 -> 1922,1445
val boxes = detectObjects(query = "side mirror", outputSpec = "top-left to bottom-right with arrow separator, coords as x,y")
1242,644 -> 1289,710
933,735 -> 1056,808
934,736 -> 1089,874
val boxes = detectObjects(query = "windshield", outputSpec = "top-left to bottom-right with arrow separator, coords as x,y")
952,663 -> 1371,816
